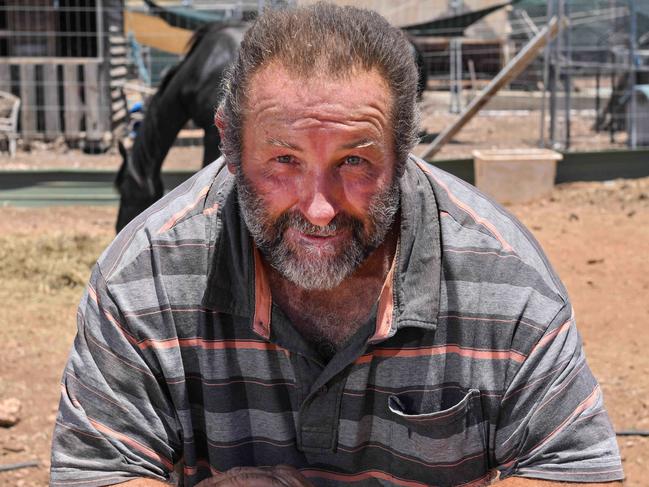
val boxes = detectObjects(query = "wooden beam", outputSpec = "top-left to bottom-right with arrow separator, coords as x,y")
0,64 -> 10,92
418,16 -> 563,160
84,64 -> 102,141
18,64 -> 37,140
42,63 -> 61,138
63,64 -> 82,138
0,58 -> 100,65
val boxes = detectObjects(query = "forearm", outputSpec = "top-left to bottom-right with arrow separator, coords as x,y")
497,478 -> 623,486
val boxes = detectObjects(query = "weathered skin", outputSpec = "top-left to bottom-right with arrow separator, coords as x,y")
114,24 -> 427,233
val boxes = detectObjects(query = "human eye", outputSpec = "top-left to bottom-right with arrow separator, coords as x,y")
276,155 -> 294,164
343,155 -> 365,166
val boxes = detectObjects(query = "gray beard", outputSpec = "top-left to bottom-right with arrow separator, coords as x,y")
236,171 -> 400,290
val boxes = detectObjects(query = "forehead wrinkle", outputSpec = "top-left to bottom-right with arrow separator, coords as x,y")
266,137 -> 300,150
285,109 -> 388,139
343,138 -> 376,150
248,85 -> 390,127
245,64 -> 394,146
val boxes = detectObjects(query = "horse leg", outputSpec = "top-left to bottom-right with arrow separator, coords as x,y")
115,140 -> 164,232
202,123 -> 221,168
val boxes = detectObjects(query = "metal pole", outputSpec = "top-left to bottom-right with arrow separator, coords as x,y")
96,0 -> 104,61
449,0 -> 462,114
595,69 -> 601,132
610,65 -> 615,143
539,0 -> 553,147
450,38 -> 463,113
628,0 -> 637,148
549,0 -> 558,146
450,40 -> 456,113
563,0 -> 571,149
457,39 -> 463,110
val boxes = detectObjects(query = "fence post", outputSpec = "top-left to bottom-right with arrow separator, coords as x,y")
84,63 -> 102,145
0,64 -> 10,93
19,64 -> 37,141
42,63 -> 61,139
63,64 -> 82,141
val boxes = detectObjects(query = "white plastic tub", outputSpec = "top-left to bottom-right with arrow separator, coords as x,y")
472,148 -> 563,204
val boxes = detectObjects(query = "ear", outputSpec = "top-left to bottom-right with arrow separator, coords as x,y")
214,108 -> 237,175
214,107 -> 226,139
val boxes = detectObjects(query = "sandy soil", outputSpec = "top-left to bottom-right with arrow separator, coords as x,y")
0,174 -> 647,485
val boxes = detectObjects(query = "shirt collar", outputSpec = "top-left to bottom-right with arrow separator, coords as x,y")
369,157 -> 441,342
202,156 -> 442,341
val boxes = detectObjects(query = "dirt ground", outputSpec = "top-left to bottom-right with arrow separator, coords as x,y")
0,142 -> 204,172
0,153 -> 648,485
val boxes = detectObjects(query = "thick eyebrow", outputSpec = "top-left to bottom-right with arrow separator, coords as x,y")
341,138 -> 378,150
266,137 -> 378,151
266,137 -> 301,150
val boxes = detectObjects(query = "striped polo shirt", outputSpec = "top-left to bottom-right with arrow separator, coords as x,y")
50,157 -> 623,486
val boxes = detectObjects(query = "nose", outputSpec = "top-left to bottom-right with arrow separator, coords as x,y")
299,176 -> 338,228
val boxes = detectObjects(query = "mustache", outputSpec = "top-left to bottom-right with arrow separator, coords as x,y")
274,211 -> 363,239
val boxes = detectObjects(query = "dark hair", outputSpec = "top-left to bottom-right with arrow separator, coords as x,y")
218,2 -> 420,173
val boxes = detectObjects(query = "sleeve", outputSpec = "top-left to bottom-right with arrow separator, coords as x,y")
494,303 -> 624,482
50,265 -> 181,487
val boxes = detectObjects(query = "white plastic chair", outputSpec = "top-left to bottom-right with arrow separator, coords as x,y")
0,91 -> 21,158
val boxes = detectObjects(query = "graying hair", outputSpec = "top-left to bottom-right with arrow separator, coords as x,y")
218,2 -> 420,174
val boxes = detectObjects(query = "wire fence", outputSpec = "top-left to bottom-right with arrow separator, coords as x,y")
0,1 -> 122,152
0,0 -> 289,153
0,0 -> 647,157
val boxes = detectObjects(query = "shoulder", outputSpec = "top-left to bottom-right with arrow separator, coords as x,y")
98,159 -> 234,284
408,157 -> 569,339
413,157 -> 567,298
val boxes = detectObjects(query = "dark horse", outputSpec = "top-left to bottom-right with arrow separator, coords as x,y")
115,22 -> 246,231
115,22 -> 427,232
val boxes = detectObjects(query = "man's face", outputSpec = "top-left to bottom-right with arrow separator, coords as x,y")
234,63 -> 399,290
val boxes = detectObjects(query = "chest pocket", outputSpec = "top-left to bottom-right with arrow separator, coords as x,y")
387,388 -> 493,486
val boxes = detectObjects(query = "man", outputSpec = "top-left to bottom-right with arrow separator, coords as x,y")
51,3 -> 623,486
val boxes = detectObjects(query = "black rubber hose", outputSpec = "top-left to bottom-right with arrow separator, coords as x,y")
0,460 -> 39,472
616,430 -> 649,437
